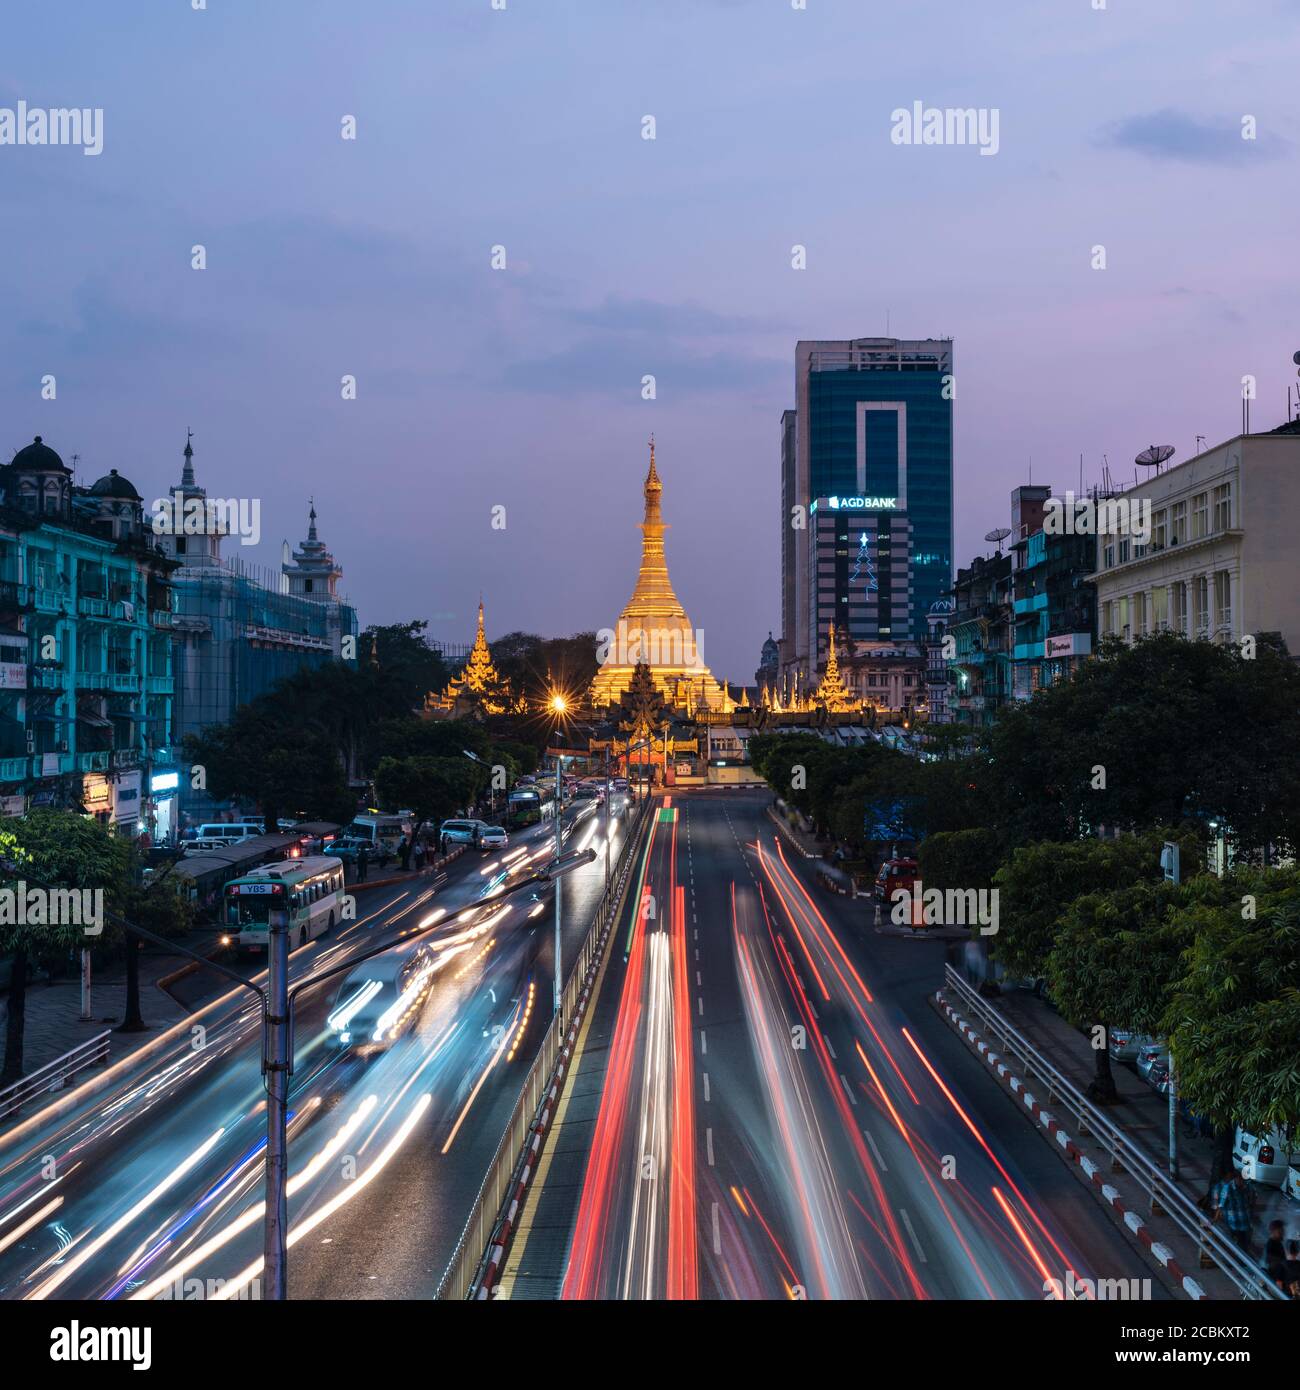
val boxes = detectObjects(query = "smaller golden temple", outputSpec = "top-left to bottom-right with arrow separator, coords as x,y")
428,598 -> 521,715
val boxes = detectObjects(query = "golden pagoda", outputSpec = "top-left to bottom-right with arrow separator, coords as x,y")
813,622 -> 860,713
588,439 -> 732,712
431,598 -> 517,715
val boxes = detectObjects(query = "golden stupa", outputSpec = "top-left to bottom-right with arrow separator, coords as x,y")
588,439 -> 732,713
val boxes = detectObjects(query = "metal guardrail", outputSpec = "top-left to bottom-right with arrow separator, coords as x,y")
0,1030 -> 111,1122
942,965 -> 1285,1300
436,793 -> 653,1300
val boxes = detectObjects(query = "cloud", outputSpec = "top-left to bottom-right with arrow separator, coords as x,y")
1099,108 -> 1287,165
502,334 -> 785,396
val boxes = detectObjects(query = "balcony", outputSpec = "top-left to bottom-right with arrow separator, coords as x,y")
0,580 -> 31,611
30,667 -> 64,690
0,756 -> 27,782
77,750 -> 110,773
78,595 -> 110,618
76,671 -> 139,693
32,752 -> 74,777
33,588 -> 67,614
145,675 -> 173,694
150,610 -> 174,630
111,747 -> 140,770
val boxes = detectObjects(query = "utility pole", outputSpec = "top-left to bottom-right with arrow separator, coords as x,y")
604,750 -> 612,890
553,740 -> 564,1016
1163,840 -> 1180,1179
264,904 -> 290,1300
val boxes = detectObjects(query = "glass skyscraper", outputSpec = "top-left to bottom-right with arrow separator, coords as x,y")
781,338 -> 953,678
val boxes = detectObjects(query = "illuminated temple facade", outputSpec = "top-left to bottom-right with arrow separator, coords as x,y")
587,441 -> 734,714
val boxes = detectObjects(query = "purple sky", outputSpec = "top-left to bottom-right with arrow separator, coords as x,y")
2,0 -> 1297,683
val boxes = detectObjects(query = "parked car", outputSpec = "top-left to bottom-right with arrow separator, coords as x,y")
1286,1166 -> 1300,1206
1135,1042 -> 1170,1082
873,855 -> 919,904
325,836 -> 386,868
1107,1028 -> 1155,1062
1233,1126 -> 1300,1188
438,819 -> 490,851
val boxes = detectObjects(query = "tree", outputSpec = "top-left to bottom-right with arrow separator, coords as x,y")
364,620 -> 449,710
187,699 -> 355,832
373,755 -> 484,849
985,633 -> 1300,858
1164,869 -> 1300,1185
918,828 -> 1002,894
0,813 -> 132,1080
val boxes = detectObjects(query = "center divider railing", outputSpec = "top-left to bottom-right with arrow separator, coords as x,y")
436,791 -> 654,1300
942,964 -> 1285,1300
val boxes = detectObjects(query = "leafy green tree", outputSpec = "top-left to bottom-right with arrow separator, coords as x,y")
1165,870 -> 1300,1184
0,813 -> 132,1080
373,755 -> 484,849
364,620 -> 450,710
918,828 -> 1003,894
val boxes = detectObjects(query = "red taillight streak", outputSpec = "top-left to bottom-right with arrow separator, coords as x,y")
758,842 -> 920,1106
900,1026 -> 1088,1291
760,907 -> 927,1300
755,852 -> 831,1001
991,1186 -> 1057,1294
666,881 -> 697,1300
732,920 -> 836,1300
853,1042 -> 996,1299
742,1185 -> 800,1286
562,817 -> 661,1299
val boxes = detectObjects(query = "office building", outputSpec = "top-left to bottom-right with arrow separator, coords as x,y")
781,338 -> 953,683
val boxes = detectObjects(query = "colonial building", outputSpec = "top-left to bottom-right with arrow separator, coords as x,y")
588,440 -> 734,715
0,436 -> 176,838
1092,423 -> 1300,655
159,436 -> 359,822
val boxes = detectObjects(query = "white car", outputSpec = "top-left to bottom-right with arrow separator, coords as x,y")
1107,1028 -> 1155,1062
476,825 -> 508,850
1233,1127 -> 1300,1188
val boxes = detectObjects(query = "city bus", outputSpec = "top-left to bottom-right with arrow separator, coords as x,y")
506,786 -> 556,829
221,856 -> 346,954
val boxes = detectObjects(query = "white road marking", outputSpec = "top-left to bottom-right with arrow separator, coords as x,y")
863,1127 -> 888,1172
706,1128 -> 715,1165
824,1035 -> 838,1060
839,1073 -> 857,1106
899,1207 -> 927,1263
702,1072 -> 710,1102
700,1029 -> 707,1054
712,1202 -> 722,1254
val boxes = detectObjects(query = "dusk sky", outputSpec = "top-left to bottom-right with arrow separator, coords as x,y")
3,0 -> 1296,682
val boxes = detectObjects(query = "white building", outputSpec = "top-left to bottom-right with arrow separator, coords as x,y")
1093,424 -> 1300,655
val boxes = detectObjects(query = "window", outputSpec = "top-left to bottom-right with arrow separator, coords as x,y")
1170,501 -> 1186,545
1133,591 -> 1146,637
1118,595 -> 1130,640
1212,483 -> 1232,532
1152,586 -> 1168,630
1103,543 -> 1115,569
1101,600 -> 1113,635
1153,510 -> 1167,550
1118,538 -> 1131,564
1214,571 -> 1232,630
1192,492 -> 1208,540
1193,575 -> 1209,634
1171,581 -> 1187,633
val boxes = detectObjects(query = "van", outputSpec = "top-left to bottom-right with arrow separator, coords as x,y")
192,822 -> 265,850
326,945 -> 435,1054
347,814 -> 412,858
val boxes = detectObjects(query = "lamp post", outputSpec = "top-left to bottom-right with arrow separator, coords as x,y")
550,696 -> 567,1017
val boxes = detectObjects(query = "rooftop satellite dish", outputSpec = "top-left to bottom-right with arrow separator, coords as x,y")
984,526 -> 1011,553
1291,350 -> 1300,366
1136,444 -> 1175,474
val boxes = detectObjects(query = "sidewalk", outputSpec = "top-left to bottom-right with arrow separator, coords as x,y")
992,985 -> 1297,1258
1,946 -> 200,1084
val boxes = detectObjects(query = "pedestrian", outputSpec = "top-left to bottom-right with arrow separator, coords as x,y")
398,835 -> 411,872
412,838 -> 425,873
1264,1218 -> 1287,1275
356,843 -> 369,883
1211,1169 -> 1255,1252
1284,1240 -> 1300,1298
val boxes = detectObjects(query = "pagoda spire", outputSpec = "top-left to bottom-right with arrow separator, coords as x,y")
814,621 -> 858,713
181,429 -> 196,489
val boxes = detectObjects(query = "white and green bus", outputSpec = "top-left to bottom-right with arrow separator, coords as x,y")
222,856 -> 345,954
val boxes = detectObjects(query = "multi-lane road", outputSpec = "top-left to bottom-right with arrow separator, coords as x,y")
0,799 -> 621,1301
538,788 -> 1164,1301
